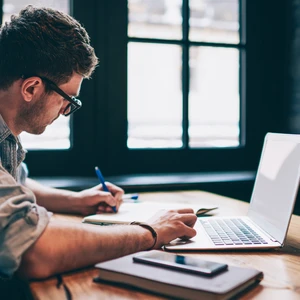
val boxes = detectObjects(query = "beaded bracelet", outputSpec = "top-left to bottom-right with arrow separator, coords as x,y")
130,221 -> 158,250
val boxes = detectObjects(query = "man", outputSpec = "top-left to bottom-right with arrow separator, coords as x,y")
0,6 -> 197,280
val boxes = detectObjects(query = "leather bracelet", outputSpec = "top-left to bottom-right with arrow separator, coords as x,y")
130,221 -> 157,250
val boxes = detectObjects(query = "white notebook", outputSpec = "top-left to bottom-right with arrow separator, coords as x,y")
82,201 -> 217,225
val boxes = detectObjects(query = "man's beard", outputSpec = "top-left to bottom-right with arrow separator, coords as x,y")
18,93 -> 52,135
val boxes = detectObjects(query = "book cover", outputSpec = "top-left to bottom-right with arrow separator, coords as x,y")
94,251 -> 263,300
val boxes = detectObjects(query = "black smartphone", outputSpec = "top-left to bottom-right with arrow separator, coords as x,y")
133,252 -> 228,276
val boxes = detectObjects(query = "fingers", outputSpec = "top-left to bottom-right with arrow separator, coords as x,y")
92,182 -> 124,213
94,182 -> 124,198
96,193 -> 123,213
76,182 -> 125,215
105,182 -> 124,198
175,213 -> 198,239
182,220 -> 198,237
96,198 -> 123,213
148,208 -> 198,248
177,213 -> 198,227
102,182 -> 124,211
174,208 -> 195,214
179,227 -> 197,240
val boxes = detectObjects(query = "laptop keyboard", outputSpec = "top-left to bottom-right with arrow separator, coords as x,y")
200,218 -> 269,246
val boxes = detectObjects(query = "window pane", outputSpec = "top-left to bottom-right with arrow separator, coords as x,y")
189,47 -> 240,148
128,0 -> 182,40
3,0 -> 71,150
20,116 -> 71,149
128,43 -> 182,148
189,0 -> 239,44
3,0 -> 69,23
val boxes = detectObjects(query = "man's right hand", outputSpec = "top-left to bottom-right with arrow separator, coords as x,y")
147,208 -> 198,249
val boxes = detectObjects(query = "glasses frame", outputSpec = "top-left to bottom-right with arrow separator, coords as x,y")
39,76 -> 82,116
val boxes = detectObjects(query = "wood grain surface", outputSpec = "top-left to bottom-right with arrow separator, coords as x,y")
30,191 -> 300,300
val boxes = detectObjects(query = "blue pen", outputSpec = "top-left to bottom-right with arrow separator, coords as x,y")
95,166 -> 117,213
122,193 -> 139,202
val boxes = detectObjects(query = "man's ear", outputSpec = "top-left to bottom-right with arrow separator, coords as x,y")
21,77 -> 44,102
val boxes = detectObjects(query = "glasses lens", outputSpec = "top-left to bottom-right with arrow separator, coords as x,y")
63,98 -> 81,116
63,103 -> 72,116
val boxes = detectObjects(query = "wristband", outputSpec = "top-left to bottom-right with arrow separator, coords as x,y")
130,221 -> 157,250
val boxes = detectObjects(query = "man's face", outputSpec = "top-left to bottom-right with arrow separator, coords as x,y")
19,73 -> 83,135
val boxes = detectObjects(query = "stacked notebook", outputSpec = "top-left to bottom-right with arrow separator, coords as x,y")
94,251 -> 263,300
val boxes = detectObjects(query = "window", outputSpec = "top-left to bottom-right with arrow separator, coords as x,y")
127,0 -> 241,149
1,1 -> 288,177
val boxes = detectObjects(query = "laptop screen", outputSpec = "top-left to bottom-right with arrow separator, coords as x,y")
248,133 -> 300,244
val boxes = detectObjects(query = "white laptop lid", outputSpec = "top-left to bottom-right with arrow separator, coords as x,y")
248,133 -> 300,244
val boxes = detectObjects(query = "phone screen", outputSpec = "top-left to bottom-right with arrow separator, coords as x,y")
133,252 -> 228,276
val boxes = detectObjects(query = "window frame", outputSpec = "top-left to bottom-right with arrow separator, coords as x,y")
93,0 -> 258,176
4,0 -> 289,177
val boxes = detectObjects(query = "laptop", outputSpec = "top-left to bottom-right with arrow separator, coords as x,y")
165,133 -> 300,251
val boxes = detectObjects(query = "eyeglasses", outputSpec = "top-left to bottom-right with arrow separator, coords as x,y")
39,76 -> 82,116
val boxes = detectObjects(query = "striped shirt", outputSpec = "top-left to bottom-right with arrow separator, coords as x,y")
0,114 -> 50,279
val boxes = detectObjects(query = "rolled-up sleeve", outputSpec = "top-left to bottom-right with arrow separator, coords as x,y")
0,166 -> 50,278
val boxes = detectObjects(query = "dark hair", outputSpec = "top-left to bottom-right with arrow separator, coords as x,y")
0,5 -> 98,90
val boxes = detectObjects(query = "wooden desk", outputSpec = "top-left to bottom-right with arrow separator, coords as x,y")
30,191 -> 300,300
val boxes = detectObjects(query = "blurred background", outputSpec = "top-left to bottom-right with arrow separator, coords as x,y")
1,0 -> 298,213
